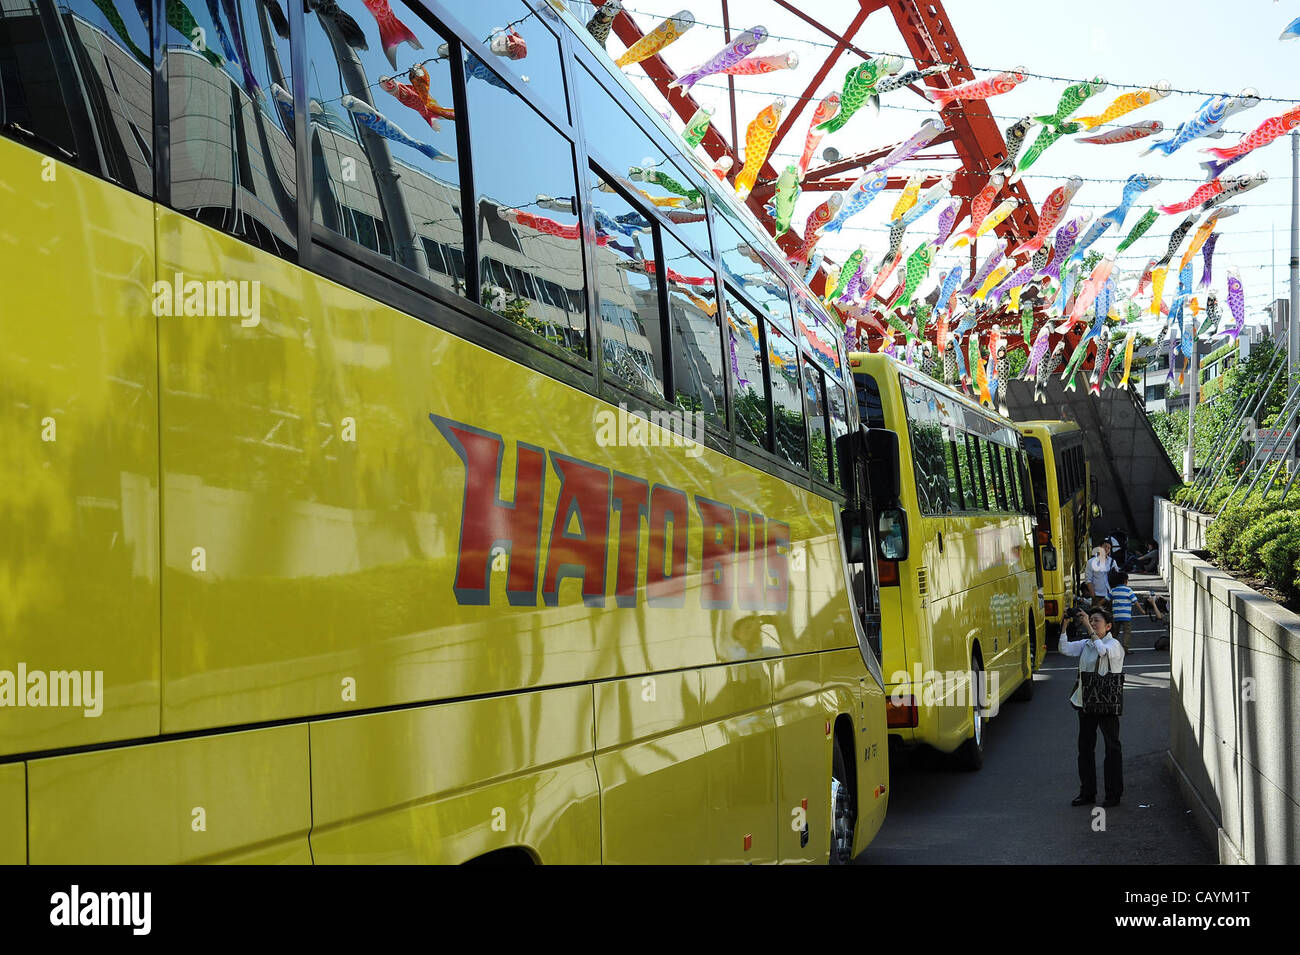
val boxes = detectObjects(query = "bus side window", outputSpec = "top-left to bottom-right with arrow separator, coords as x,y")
963,434 -> 986,511
855,372 -> 886,430
827,382 -> 850,491
715,212 -> 794,337
978,438 -> 1000,512
457,0 -> 568,119
173,0 -> 296,255
944,440 -> 962,514
727,288 -> 771,452
768,321 -> 807,469
803,360 -> 831,483
591,168 -> 666,398
1,0 -> 153,193
1001,446 -> 1016,512
575,63 -> 710,255
663,231 -> 726,429
468,59 -> 586,357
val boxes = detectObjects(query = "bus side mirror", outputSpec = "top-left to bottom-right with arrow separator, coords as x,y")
1041,544 -> 1058,571
836,429 -> 867,500
865,428 -> 901,506
878,506 -> 909,562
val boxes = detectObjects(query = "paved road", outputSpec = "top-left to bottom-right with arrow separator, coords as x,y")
858,573 -> 1215,865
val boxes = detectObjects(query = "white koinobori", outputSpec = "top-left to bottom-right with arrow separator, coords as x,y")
49,886 -> 151,935
0,664 -> 102,717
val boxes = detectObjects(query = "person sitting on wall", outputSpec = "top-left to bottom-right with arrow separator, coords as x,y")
1131,540 -> 1159,574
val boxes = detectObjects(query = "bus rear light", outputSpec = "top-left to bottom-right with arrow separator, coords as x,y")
1036,528 -> 1049,546
1045,599 -> 1059,617
887,697 -> 918,728
878,558 -> 899,586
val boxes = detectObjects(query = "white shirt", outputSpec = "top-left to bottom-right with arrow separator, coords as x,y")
1087,555 -> 1117,598
1059,631 -> 1125,675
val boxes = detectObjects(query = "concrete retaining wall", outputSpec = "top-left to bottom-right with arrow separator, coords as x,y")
1154,497 -> 1215,583
1169,549 -> 1300,864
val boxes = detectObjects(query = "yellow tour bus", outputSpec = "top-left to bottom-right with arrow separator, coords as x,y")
849,353 -> 1045,769
1018,422 -> 1090,639
0,0 -> 894,863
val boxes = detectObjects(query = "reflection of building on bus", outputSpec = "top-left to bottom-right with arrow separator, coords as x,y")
0,2 -> 152,191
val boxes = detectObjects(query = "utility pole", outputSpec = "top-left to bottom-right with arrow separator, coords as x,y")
1185,342 -> 1198,482
1291,131 -> 1299,373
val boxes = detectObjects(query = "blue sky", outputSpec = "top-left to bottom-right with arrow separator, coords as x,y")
575,0 -> 1300,323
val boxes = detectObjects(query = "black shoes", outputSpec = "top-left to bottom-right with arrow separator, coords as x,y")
1071,794 -> 1095,806
1102,797 -> 1122,808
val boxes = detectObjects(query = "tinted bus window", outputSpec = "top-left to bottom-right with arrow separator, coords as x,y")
662,230 -> 724,423
986,442 -> 1008,511
2,0 -> 154,193
769,322 -> 806,469
944,440 -> 962,511
803,359 -> 829,483
901,376 -> 949,515
978,439 -> 1000,511
798,299 -> 839,377
957,434 -> 980,511
1025,437 -> 1047,504
455,0 -> 568,120
967,435 -> 990,510
574,66 -> 709,253
714,212 -> 793,334
591,170 -> 663,396
854,372 -> 885,429
305,4 -> 465,280
1003,446 -> 1022,513
827,382 -> 848,490
169,0 -> 295,255
727,288 -> 769,451
466,68 -> 586,357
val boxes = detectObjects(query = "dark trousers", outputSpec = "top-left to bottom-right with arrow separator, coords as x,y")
1077,712 -> 1123,799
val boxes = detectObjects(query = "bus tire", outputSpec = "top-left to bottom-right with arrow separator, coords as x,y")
1012,615 -> 1036,702
829,736 -> 857,865
953,651 -> 986,771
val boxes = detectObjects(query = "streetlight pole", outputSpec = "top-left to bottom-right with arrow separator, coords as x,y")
1291,131 -> 1299,373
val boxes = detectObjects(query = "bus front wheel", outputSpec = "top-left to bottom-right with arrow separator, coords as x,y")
954,652 -> 986,771
829,737 -> 856,864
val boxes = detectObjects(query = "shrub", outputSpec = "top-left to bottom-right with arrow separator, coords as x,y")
1238,511 -> 1300,578
1261,529 -> 1300,603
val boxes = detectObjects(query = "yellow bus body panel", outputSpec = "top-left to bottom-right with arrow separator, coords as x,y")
0,144 -> 161,757
308,685 -> 600,864
0,764 -> 25,864
27,726 -> 312,864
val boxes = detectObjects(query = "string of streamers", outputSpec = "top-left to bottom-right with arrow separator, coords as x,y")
610,3 -> 1300,104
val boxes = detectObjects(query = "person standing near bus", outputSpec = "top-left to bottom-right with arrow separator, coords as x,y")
1086,545 -> 1117,607
1109,572 -> 1136,650
1060,609 -> 1125,807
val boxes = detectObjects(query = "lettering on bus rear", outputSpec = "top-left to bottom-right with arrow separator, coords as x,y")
431,415 -> 789,611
